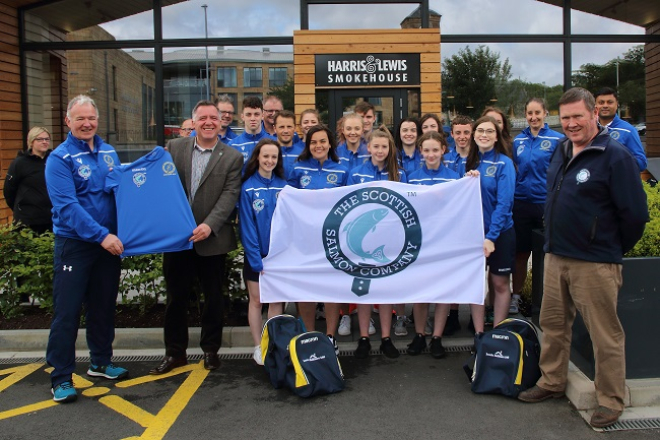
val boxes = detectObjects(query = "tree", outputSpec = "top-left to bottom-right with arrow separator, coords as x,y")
572,45 -> 646,121
268,76 -> 294,111
442,45 -> 512,119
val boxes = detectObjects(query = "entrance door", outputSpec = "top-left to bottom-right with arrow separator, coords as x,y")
327,89 -> 419,137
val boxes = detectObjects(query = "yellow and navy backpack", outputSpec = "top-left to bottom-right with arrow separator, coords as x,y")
464,317 -> 541,398
261,314 -> 305,389
287,331 -> 345,398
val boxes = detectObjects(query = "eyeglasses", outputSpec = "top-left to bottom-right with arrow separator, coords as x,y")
180,128 -> 193,132
34,137 -> 51,142
475,128 -> 496,135
219,111 -> 235,116
263,109 -> 279,114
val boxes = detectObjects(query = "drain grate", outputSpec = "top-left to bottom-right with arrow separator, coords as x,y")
601,418 -> 660,432
0,357 -> 45,364
1,345 -> 473,365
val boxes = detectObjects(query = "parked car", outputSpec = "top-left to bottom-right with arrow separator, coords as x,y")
635,123 -> 646,136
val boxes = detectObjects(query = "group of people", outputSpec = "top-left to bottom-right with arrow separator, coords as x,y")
5,86 -> 648,429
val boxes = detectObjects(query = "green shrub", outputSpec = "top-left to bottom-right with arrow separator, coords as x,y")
625,182 -> 660,258
0,222 -> 248,318
0,224 -> 54,318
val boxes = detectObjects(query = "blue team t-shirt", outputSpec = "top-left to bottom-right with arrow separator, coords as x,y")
105,146 -> 197,256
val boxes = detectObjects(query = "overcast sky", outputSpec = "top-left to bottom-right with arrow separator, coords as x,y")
100,0 -> 644,86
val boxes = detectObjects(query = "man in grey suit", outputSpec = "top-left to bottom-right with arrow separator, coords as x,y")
150,100 -> 243,374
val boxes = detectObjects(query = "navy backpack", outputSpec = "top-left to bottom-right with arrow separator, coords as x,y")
464,317 -> 541,398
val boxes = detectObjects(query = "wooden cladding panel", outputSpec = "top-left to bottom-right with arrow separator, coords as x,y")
646,26 -> 659,158
294,29 -> 441,118
0,2 -> 21,224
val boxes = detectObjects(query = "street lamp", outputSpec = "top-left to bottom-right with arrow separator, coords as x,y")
202,4 -> 210,101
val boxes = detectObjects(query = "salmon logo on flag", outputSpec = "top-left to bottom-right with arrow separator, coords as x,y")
322,187 -> 422,296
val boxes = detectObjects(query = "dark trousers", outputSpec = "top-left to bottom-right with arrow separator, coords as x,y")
46,237 -> 121,387
163,250 -> 227,357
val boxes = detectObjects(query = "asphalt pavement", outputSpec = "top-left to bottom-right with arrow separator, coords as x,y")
1,351 -> 658,440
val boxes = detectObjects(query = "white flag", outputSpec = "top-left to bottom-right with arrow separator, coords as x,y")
261,178 -> 485,305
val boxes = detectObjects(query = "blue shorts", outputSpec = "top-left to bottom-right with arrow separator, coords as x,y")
487,227 -> 516,276
513,200 -> 544,253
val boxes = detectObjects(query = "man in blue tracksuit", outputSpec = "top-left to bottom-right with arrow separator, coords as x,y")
228,96 -> 269,171
518,88 -> 648,429
45,95 -> 128,404
594,87 -> 647,172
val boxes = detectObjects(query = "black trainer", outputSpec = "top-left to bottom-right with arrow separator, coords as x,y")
443,314 -> 461,336
429,336 -> 446,359
380,337 -> 400,359
406,333 -> 426,355
354,337 -> 371,359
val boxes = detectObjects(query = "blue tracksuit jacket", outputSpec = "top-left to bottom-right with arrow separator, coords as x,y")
45,132 -> 120,243
512,124 -> 564,204
239,172 -> 287,272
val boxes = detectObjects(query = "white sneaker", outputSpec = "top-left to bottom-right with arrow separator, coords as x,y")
509,295 -> 521,315
394,315 -> 408,336
368,318 -> 377,335
338,315 -> 352,336
253,345 -> 263,365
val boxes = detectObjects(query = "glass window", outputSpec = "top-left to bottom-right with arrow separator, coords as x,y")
244,92 -> 263,101
27,47 -> 158,163
268,67 -> 288,87
217,67 -> 237,88
243,68 -> 263,88
24,6 -> 153,43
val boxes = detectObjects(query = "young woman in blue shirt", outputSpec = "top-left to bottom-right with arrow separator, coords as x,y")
239,138 -> 287,364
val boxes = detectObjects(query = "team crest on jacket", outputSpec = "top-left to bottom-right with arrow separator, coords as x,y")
322,187 -> 422,296
485,165 -> 497,177
540,140 -> 552,151
327,173 -> 338,184
576,168 -> 590,184
610,131 -> 621,140
300,174 -> 312,188
132,172 -> 147,188
253,199 -> 265,213
517,145 -> 525,156
78,164 -> 91,180
103,154 -> 115,167
162,161 -> 176,175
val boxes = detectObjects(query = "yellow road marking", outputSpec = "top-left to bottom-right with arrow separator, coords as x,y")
120,361 -> 209,440
2,360 -> 212,440
82,386 -> 111,397
99,395 -> 155,428
0,363 -> 43,393
115,364 -> 199,388
0,400 -> 58,421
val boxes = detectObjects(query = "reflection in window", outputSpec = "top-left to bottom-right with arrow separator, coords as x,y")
217,67 -> 237,87
244,67 -> 263,87
269,67 -> 288,87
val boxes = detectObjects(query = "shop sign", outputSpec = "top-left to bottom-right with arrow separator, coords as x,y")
315,54 -> 420,86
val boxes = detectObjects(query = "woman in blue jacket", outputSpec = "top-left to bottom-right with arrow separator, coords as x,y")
465,116 -> 516,329
510,98 -> 564,314
239,138 -> 288,365
406,131 -> 461,359
347,127 -> 407,360
287,125 -> 348,352
395,117 -> 423,175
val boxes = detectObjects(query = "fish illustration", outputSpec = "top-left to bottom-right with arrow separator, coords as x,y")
343,208 -> 390,263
